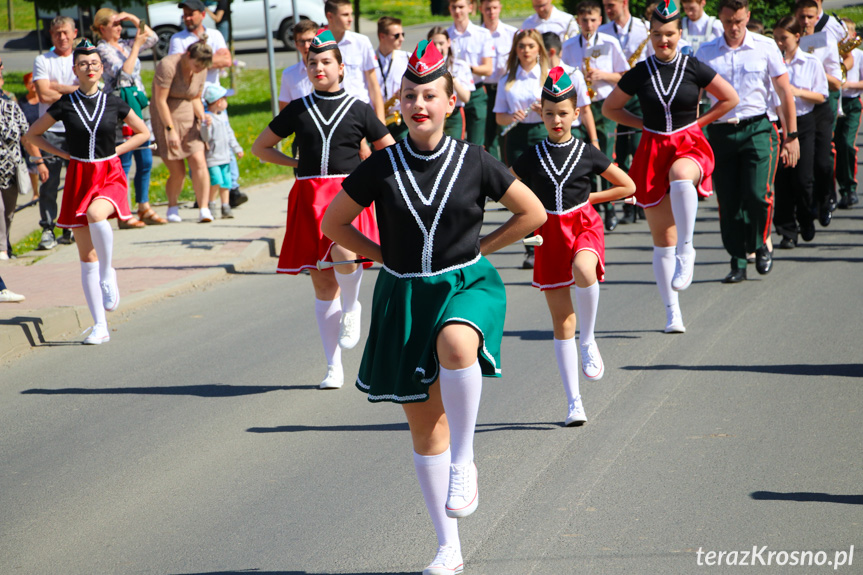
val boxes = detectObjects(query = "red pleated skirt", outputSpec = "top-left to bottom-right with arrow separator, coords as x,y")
57,157 -> 132,228
532,205 -> 606,291
629,123 -> 715,209
276,177 -> 379,274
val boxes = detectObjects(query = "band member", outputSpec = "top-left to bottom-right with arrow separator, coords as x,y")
512,67 -> 635,425
448,0 -> 494,147
696,0 -> 799,283
680,0 -> 723,54
322,41 -> 546,575
376,16 -> 410,141
809,0 -> 848,44
562,0 -> 630,231
278,19 -> 317,111
428,27 -> 475,140
480,0 -> 517,160
25,40 -> 150,344
251,29 -> 394,389
605,0 -> 737,330
522,0 -> 579,41
836,18 -> 862,209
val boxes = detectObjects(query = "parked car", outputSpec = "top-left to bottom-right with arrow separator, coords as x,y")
146,0 -> 326,58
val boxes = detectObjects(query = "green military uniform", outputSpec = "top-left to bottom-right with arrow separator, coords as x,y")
834,95 -> 862,202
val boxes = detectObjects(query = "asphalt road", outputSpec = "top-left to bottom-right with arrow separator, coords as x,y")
1,201 -> 861,575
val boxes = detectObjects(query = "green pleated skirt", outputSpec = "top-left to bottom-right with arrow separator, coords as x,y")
356,256 -> 506,404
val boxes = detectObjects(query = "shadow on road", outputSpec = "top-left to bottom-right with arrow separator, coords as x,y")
21,383 -> 316,396
750,491 -> 863,505
620,363 -> 863,377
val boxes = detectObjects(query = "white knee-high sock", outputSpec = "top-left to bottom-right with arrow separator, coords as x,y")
314,298 -> 342,368
652,246 -> 679,309
88,220 -> 114,279
413,449 -> 461,549
554,338 -> 580,404
80,261 -> 106,327
439,360 -> 482,466
669,180 -> 698,256
334,267 -> 363,313
574,282 -> 599,345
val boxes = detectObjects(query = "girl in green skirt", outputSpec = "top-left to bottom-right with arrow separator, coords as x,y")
323,40 -> 546,575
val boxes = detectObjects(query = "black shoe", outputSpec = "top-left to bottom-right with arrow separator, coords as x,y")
778,236 -> 796,249
800,223 -> 816,242
722,268 -> 747,283
604,207 -> 619,232
636,206 -> 645,220
755,245 -> 773,275
838,195 -> 852,209
57,229 -> 74,245
229,187 -> 249,208
522,252 -> 535,269
818,206 -> 832,227
851,192 -> 860,206
828,194 -> 838,212
619,204 -> 636,224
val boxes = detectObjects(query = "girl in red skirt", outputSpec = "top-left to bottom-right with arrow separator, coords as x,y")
252,28 -> 394,389
603,0 -> 737,333
511,67 -> 635,426
26,39 -> 150,344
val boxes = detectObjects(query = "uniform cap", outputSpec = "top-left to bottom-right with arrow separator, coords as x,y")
310,28 -> 338,53
654,0 -> 681,23
404,40 -> 447,84
542,66 -> 574,102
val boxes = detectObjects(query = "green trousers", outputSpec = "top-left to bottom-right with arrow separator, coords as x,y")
502,122 -> 547,166
445,107 -> 464,140
615,95 -> 642,172
834,96 -> 862,197
707,117 -> 777,271
463,88 -> 487,147
591,100 -> 616,194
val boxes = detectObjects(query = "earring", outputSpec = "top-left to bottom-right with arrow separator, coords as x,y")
446,112 -> 452,118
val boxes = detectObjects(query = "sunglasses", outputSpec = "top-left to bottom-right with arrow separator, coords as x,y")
389,32 -> 405,38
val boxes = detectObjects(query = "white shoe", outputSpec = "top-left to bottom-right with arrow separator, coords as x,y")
319,365 -> 344,389
0,288 -> 25,302
445,461 -> 478,518
0,251 -> 9,261
198,208 -> 214,223
338,304 -> 361,349
100,268 -> 120,312
565,396 -> 587,427
580,340 -> 604,381
82,324 -> 110,345
166,206 -> 182,223
664,305 -> 686,333
671,249 -> 696,291
423,545 -> 464,575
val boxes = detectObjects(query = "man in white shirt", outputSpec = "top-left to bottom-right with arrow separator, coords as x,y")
681,0 -> 723,54
810,0 -> 847,44
697,0 -> 799,283
376,16 -> 410,140
599,0 -> 650,224
480,0 -> 517,159
562,0 -> 629,230
522,0 -> 579,42
167,0 -> 232,85
448,0 -> 494,146
278,19 -> 317,111
32,16 -> 78,250
797,0 -> 843,224
835,18 -> 862,209
325,0 -> 385,122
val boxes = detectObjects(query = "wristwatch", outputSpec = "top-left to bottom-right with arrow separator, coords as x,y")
785,131 -> 799,141
166,125 -> 174,132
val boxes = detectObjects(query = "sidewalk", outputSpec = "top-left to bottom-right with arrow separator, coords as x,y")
0,177 -> 291,361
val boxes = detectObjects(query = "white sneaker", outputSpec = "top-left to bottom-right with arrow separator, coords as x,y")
166,206 -> 182,223
100,268 -> 120,312
580,340 -> 604,381
445,461 -> 478,518
671,249 -> 696,291
82,324 -> 110,345
0,251 -> 9,260
664,304 -> 686,333
565,396 -> 587,427
423,545 -> 464,575
0,288 -> 25,302
198,208 -> 214,223
319,364 -> 344,389
338,304 -> 361,349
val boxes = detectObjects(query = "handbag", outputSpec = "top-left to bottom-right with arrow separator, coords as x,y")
16,159 -> 33,196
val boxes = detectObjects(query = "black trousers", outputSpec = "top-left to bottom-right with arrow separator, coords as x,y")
38,130 -> 68,231
811,101 -> 836,210
774,112 -> 816,241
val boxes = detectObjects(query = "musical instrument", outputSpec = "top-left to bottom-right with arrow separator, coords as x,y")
583,57 -> 597,101
628,23 -> 651,67
500,99 -> 540,137
383,94 -> 401,126
838,35 -> 861,84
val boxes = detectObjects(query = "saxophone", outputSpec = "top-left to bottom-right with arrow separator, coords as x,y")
628,35 -> 650,67
383,93 -> 401,126
583,57 -> 597,101
839,35 -> 862,83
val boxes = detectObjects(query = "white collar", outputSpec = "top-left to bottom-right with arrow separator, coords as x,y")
516,63 -> 541,79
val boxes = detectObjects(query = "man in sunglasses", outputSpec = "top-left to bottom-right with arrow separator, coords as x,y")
375,16 -> 409,140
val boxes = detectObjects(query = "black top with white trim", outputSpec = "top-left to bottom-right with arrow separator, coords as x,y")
512,137 -> 611,214
617,53 -> 716,133
343,136 -> 515,276
268,88 -> 389,178
47,90 -> 131,160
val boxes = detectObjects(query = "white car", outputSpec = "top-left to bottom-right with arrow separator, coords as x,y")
147,0 -> 326,58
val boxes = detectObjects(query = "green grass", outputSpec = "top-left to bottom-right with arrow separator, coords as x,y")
837,7 -> 863,28
359,0 -> 535,27
1,0 -> 36,31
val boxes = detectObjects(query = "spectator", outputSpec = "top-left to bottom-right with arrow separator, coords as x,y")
0,274 -> 25,302
201,84 -> 243,219
168,0 -> 232,85
205,0 -> 230,41
93,8 -> 167,227
151,40 -> 214,223
32,15 -> 78,250
17,73 -> 47,201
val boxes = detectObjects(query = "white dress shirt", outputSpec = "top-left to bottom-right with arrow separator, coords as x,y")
278,60 -> 312,104
448,22 -> 494,87
522,6 -> 579,42
493,64 -> 543,124
696,31 -> 788,122
561,32 -> 629,101
843,48 -> 863,98
799,31 -> 843,84
32,51 -> 76,133
337,30 -> 378,104
168,28 -> 228,85
818,10 -> 848,44
681,14 -> 723,55
599,15 -> 651,65
482,21 -> 518,85
376,49 -> 409,111
559,62 -> 591,127
785,48 -> 829,116
451,58 -> 475,108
